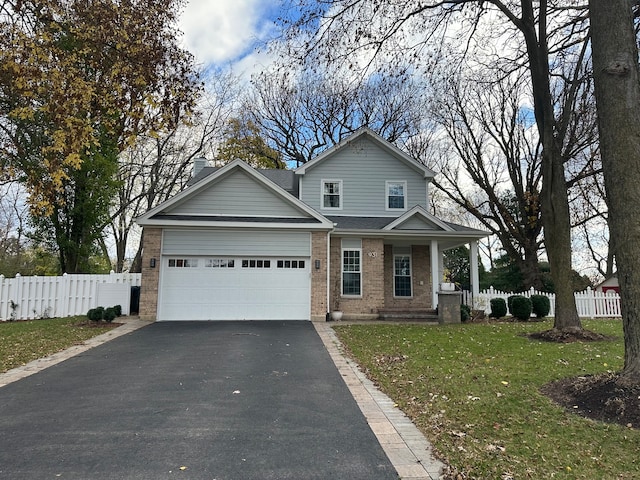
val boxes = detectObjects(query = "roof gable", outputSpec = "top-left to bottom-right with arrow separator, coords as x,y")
384,206 -> 454,232
295,127 -> 435,179
137,160 -> 331,227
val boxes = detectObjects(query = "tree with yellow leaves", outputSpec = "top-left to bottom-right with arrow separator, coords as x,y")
0,0 -> 200,272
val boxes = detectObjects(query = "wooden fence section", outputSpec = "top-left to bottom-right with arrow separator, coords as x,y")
0,272 -> 142,321
462,287 -> 622,318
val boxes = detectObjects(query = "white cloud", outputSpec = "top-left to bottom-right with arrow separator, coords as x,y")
179,0 -> 277,67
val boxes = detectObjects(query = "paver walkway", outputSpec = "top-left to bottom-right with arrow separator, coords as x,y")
314,323 -> 445,480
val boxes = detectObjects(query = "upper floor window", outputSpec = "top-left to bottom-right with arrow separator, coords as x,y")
386,181 -> 407,210
322,180 -> 342,209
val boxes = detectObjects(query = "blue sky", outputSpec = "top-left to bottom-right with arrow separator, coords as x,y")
178,0 -> 285,75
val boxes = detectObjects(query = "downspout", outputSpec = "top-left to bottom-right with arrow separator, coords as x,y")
326,230 -> 331,318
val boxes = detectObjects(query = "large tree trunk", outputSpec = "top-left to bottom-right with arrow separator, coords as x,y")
520,0 -> 582,330
589,0 -> 640,381
540,143 -> 582,330
519,245 -> 544,291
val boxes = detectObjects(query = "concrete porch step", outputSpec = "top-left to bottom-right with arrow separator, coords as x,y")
378,308 -> 438,322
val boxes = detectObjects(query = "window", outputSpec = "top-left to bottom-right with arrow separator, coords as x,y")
241,259 -> 271,268
322,180 -> 342,209
205,259 -> 234,268
394,255 -> 412,297
276,260 -> 306,269
168,258 -> 198,268
342,249 -> 361,296
386,181 -> 407,210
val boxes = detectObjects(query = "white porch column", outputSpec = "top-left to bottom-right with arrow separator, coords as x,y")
470,241 -> 480,307
430,239 -> 440,307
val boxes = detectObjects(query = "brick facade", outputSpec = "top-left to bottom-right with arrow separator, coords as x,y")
140,229 -> 436,322
310,231 -> 328,322
139,227 -> 161,321
384,244 -> 432,309
330,237 -> 385,320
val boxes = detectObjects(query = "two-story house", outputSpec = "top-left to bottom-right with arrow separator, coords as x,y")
136,128 -> 487,321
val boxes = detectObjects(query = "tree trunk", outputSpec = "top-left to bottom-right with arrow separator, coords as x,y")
520,0 -> 582,330
589,0 -> 640,381
540,143 -> 582,330
519,244 -> 544,291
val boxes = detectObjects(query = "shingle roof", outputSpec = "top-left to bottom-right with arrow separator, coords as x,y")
151,214 -> 320,224
189,167 -> 298,196
326,216 -> 394,230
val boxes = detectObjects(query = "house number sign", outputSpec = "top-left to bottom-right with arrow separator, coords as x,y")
367,251 -> 378,257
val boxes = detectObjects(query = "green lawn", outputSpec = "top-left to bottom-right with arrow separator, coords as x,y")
334,319 -> 639,479
0,317 -> 118,373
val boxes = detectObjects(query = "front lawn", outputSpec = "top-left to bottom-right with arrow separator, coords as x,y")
0,317 -> 118,373
334,319 -> 639,479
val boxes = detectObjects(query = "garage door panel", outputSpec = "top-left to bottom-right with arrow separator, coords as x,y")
162,230 -> 311,257
159,256 -> 310,320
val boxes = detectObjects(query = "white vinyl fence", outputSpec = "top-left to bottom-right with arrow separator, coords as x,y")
463,286 -> 622,318
0,272 -> 142,321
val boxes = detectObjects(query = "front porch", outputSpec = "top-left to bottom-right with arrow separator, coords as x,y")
325,236 -> 479,321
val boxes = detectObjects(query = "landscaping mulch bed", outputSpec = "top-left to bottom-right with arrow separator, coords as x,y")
530,328 -> 638,428
542,373 -> 640,429
528,327 -> 615,343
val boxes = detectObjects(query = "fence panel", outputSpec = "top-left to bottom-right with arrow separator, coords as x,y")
466,286 -> 620,319
0,272 -> 142,321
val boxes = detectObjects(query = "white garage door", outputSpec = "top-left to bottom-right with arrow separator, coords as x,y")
159,256 -> 310,320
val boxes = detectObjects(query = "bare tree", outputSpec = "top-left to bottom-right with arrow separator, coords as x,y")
0,183 -> 28,275
425,72 -> 545,290
105,71 -> 240,272
245,67 -> 428,165
281,0 -> 592,331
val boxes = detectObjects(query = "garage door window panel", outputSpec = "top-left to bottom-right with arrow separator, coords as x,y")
205,259 -> 235,268
277,260 -> 306,269
168,258 -> 199,268
242,259 -> 272,268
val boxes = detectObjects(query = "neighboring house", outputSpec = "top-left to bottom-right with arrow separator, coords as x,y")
136,128 -> 488,321
595,275 -> 620,294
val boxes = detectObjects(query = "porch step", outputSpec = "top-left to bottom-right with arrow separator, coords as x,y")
378,308 -> 438,322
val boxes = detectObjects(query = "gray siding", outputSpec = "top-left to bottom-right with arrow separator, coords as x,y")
169,169 -> 306,218
396,216 -> 439,230
300,138 -> 428,216
162,229 -> 311,256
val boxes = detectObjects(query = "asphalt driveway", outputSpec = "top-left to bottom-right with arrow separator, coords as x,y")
0,321 -> 398,480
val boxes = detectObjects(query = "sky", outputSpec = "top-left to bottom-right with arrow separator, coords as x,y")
178,0 -> 283,76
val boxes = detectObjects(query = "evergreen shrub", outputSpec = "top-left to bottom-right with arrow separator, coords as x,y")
104,307 -> 117,323
530,294 -> 551,318
490,298 -> 507,318
461,304 -> 471,322
511,296 -> 532,320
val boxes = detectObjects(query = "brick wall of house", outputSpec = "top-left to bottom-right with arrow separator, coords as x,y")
139,227 -> 161,321
384,244 -> 432,309
310,231 -> 328,322
330,236 -> 385,319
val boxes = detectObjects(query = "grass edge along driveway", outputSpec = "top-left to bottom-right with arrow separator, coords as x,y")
0,316 -> 118,374
335,319 -> 639,480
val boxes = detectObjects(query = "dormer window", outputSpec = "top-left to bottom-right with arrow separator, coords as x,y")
322,180 -> 342,209
386,181 -> 407,210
